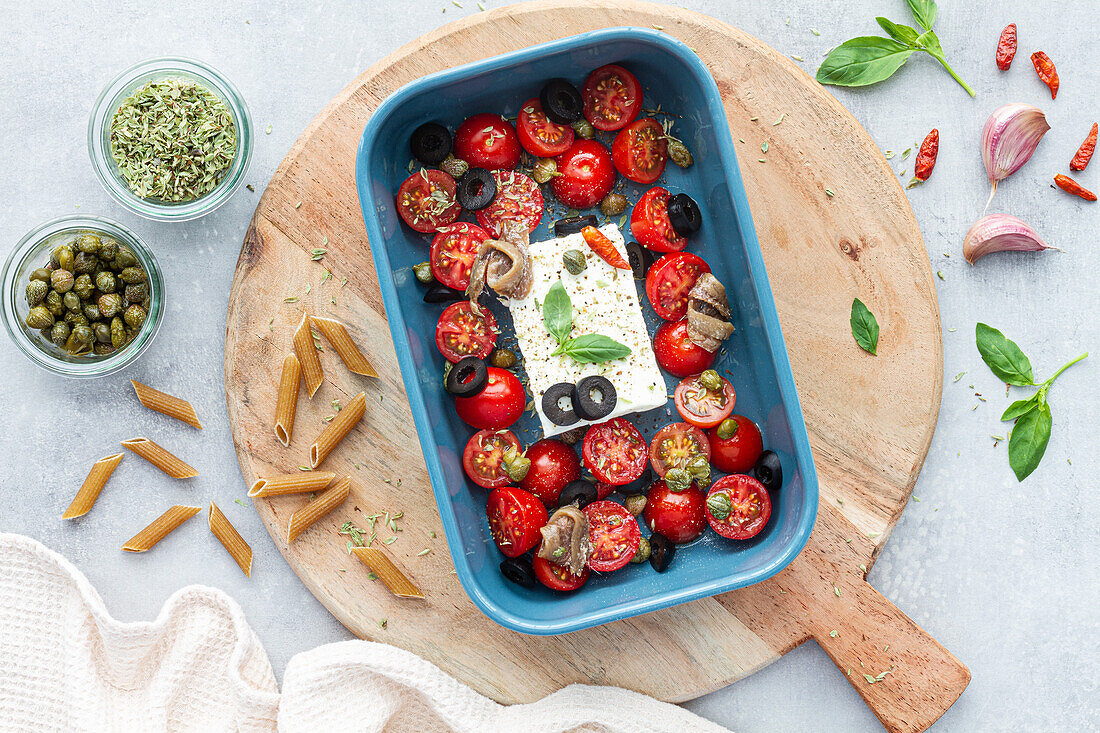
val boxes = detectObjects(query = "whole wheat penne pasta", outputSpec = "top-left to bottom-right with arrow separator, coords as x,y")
248,471 -> 336,498
130,380 -> 203,429
351,547 -> 425,599
292,312 -> 324,398
274,353 -> 302,446
309,392 -> 366,468
286,476 -> 350,542
122,505 -> 202,552
121,438 -> 198,479
310,317 -> 379,378
62,453 -> 124,519
208,502 -> 253,577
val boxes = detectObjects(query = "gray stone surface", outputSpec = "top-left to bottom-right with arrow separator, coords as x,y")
1,1 -> 1096,731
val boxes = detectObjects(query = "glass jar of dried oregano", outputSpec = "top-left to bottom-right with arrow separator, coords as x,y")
88,57 -> 253,221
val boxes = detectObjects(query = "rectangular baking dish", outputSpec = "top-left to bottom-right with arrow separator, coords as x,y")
356,27 -> 818,635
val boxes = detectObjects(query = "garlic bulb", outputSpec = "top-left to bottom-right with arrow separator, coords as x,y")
963,214 -> 1058,264
982,103 -> 1050,209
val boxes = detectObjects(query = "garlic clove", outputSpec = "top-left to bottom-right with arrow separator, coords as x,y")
963,214 -> 1059,264
981,103 -> 1050,209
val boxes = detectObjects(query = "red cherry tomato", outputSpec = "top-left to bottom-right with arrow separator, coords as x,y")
475,170 -> 544,236
705,474 -> 771,540
452,113 -> 521,170
430,222 -> 491,291
395,169 -> 461,233
518,438 -> 580,505
631,187 -> 687,253
486,486 -> 548,557
462,429 -> 521,489
643,481 -> 707,544
516,97 -> 575,157
581,64 -> 642,132
707,415 -> 764,474
649,422 -> 710,477
533,554 -> 590,591
435,301 -> 498,363
612,117 -> 668,184
584,500 -> 641,571
645,252 -> 711,321
454,367 -> 525,430
552,139 -> 615,209
674,374 -> 736,429
582,418 -> 648,486
653,319 -> 716,377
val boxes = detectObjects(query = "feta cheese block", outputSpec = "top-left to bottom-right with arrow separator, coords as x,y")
507,223 -> 665,437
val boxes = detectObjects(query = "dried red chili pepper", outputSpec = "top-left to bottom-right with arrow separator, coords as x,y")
914,129 -> 939,181
1031,51 -> 1059,99
1070,123 -> 1097,171
996,24 -> 1017,70
1054,174 -> 1097,201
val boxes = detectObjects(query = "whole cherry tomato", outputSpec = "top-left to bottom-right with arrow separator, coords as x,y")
707,415 -> 764,474
643,480 -> 707,544
552,139 -> 615,209
519,438 -> 580,505
652,319 -> 716,377
454,367 -> 525,430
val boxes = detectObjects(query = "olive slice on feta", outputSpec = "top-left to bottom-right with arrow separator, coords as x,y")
572,375 -> 616,421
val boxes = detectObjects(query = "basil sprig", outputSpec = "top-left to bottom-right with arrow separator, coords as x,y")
975,323 -> 1088,481
542,281 -> 631,364
817,0 -> 974,97
850,298 -> 880,355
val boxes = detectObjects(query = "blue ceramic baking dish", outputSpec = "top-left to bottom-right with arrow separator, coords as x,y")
356,27 -> 818,635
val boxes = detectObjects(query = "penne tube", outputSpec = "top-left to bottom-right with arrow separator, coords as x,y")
286,476 -> 350,542
274,353 -> 302,446
351,547 -> 425,599
121,438 -> 198,479
63,453 -> 124,519
248,471 -> 336,498
310,316 -> 379,378
308,392 -> 366,468
122,505 -> 202,552
130,379 -> 203,429
292,312 -> 324,398
208,502 -> 253,577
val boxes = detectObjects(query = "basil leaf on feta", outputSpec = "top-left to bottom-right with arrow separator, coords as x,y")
543,281 -> 573,344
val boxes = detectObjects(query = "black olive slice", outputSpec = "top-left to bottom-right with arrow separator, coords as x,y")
541,382 -> 579,426
456,168 -> 496,211
666,193 -> 702,238
572,376 -> 616,421
753,450 -> 783,492
410,122 -> 452,166
500,556 -> 536,588
648,532 -> 675,572
539,78 -> 584,124
626,241 -> 655,281
553,214 -> 599,237
423,284 -> 465,304
445,356 -> 488,397
558,480 -> 599,509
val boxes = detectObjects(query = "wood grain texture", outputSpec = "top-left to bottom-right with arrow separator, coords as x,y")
223,2 -> 966,731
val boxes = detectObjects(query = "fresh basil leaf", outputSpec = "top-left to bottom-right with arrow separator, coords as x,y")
1001,396 -> 1039,422
850,298 -> 880,355
875,17 -> 922,46
975,323 -> 1035,386
553,334 -> 631,364
906,0 -> 937,31
817,37 -> 914,87
542,281 -> 572,344
1008,402 -> 1051,481
916,28 -> 943,54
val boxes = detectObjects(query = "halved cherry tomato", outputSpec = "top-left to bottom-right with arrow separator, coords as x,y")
581,226 -> 630,269
653,319 -> 716,377
649,422 -> 710,477
581,64 -> 642,131
452,113 -> 521,170
486,486 -> 548,557
462,429 -> 520,489
533,554 -> 590,591
645,252 -> 711,321
475,170 -> 544,236
582,418 -> 648,485
552,139 -> 615,209
707,415 -> 764,474
435,301 -> 498,363
396,169 -> 461,233
454,367 -> 525,430
519,438 -> 580,505
705,474 -> 771,540
612,117 -> 668,184
584,500 -> 641,571
430,222 -> 491,291
631,187 -> 687,253
674,374 -> 736,429
643,480 -> 707,544
516,97 -> 575,157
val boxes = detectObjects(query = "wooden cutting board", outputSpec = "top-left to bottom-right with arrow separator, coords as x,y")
224,2 -> 968,731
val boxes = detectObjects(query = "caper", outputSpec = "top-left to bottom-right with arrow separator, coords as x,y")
50,269 -> 74,294
25,280 -> 47,306
119,266 -> 146,285
95,271 -> 117,293
716,417 -> 739,440
114,246 -> 137,268
93,342 -> 116,356
624,493 -> 647,516
71,274 -> 94,300
44,290 -> 63,317
65,324 -> 94,354
439,154 -> 469,179
25,305 -> 54,329
413,261 -> 434,284
699,369 -> 722,391
668,139 -> 693,168
110,317 -> 127,349
630,536 -> 652,564
49,321 -> 70,346
52,245 -> 74,272
30,268 -> 52,283
123,303 -> 147,329
123,282 -> 149,304
92,322 -> 111,344
562,249 -> 587,276
503,447 -> 531,483
531,157 -> 557,184
706,491 -> 731,521
83,303 -> 101,321
686,454 -> 711,488
99,237 -> 120,261
664,467 -> 692,493
62,291 -> 81,311
571,119 -> 595,139
73,251 -> 98,275
97,293 -> 123,318
599,193 -> 628,217
490,348 -> 517,369
76,233 -> 101,254
64,311 -> 89,327
558,426 -> 585,445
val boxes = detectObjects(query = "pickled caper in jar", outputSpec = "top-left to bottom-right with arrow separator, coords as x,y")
114,246 -> 137,268
65,324 -> 94,354
95,271 -> 117,293
72,274 -> 94,300
83,303 -> 101,321
25,305 -> 54,329
110,317 -> 127,349
97,237 -> 119,261
93,322 -> 112,344
29,268 -> 52,283
25,280 -> 47,306
73,251 -> 98,275
50,269 -> 74,293
52,244 -> 74,272
98,293 -> 122,318
124,282 -> 149,304
93,342 -> 116,355
44,290 -> 63,317
118,266 -> 146,285
76,233 -> 101,254
64,311 -> 88,328
49,321 -> 70,346
62,291 -> 81,311
123,304 -> 147,329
